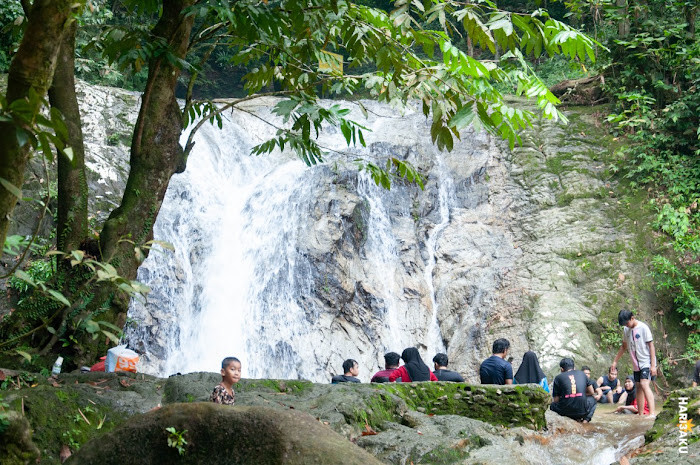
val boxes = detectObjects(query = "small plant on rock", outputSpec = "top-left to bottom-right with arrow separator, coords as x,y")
165,427 -> 188,456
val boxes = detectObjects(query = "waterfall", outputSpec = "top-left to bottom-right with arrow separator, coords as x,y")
424,153 -> 454,356
126,100 -> 467,382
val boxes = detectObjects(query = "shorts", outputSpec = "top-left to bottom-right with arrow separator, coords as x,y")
633,368 -> 656,382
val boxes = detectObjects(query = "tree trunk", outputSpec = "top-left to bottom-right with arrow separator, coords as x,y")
49,21 -> 89,256
99,0 -> 196,311
617,0 -> 630,37
0,0 -> 83,251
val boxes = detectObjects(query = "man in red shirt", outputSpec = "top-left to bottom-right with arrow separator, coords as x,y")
371,352 -> 400,383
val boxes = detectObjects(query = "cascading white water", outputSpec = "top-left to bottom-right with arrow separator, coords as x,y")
126,99 -> 460,381
424,153 -> 455,356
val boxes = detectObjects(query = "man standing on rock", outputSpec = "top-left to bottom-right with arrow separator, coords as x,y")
479,338 -> 513,385
611,309 -> 656,417
551,358 -> 597,423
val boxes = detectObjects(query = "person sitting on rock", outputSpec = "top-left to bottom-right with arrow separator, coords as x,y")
331,359 -> 361,384
550,358 -> 597,423
371,352 -> 400,383
582,366 -> 603,402
479,338 -> 513,385
514,351 -> 549,393
211,356 -> 241,405
615,376 -> 650,414
432,353 -> 464,382
389,348 -> 437,382
597,366 -> 623,404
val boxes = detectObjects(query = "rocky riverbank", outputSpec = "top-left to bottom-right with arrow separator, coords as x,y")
2,370 -> 694,465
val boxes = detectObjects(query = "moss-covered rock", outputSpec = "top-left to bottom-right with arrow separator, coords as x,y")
66,403 -> 382,465
1,371 -> 162,464
629,388 -> 700,464
0,411 -> 40,465
375,382 -> 550,430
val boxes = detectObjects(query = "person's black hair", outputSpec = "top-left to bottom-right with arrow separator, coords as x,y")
618,309 -> 634,326
559,358 -> 575,371
433,353 -> 449,367
342,359 -> 357,374
384,352 -> 400,367
492,338 -> 510,354
221,357 -> 241,369
581,365 -> 591,372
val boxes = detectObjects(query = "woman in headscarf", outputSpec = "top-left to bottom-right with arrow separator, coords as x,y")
615,376 -> 649,414
389,348 -> 438,382
514,351 -> 549,393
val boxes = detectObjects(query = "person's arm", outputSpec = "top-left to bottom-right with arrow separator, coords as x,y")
693,381 -> 698,387
505,362 -> 513,385
612,340 -> 628,369
594,386 -> 603,401
614,379 -> 622,393
586,384 -> 595,396
648,340 -> 657,376
597,376 -> 610,392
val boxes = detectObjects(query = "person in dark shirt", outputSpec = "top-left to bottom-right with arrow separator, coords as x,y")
693,360 -> 700,387
432,353 -> 465,382
479,338 -> 513,385
550,358 -> 597,423
596,366 -> 623,404
371,352 -> 400,383
581,366 -> 603,401
331,359 -> 361,383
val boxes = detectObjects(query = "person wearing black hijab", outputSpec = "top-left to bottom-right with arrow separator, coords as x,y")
389,347 -> 438,382
514,351 -> 549,393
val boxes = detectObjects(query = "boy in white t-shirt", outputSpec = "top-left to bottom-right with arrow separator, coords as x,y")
611,309 -> 656,417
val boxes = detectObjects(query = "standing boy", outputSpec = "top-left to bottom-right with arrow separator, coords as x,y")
611,309 -> 656,416
211,356 -> 241,405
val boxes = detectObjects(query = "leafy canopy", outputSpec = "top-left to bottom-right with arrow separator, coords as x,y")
99,0 -> 597,187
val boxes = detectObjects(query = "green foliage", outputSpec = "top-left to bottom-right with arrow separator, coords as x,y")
604,0 -> 700,360
0,0 -> 24,73
165,426 -> 188,456
182,0 -> 597,186
8,257 -> 56,295
0,394 -> 9,434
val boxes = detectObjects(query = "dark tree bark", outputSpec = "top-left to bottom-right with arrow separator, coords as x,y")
98,0 -> 196,312
0,0 -> 84,252
49,21 -> 89,256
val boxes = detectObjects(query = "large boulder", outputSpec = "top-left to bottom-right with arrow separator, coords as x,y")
66,403 -> 382,465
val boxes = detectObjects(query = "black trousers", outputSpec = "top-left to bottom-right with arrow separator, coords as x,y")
551,396 -> 597,422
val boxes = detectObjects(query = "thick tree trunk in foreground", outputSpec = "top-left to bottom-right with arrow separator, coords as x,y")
49,22 -> 89,256
0,0 -> 83,251
99,0 -> 195,312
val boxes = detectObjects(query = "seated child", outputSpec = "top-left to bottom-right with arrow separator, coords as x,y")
211,356 -> 241,405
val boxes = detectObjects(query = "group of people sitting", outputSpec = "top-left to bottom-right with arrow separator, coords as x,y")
331,348 -> 465,384
477,337 -> 652,423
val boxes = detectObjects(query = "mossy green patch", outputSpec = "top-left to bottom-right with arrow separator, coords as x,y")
374,382 -> 549,430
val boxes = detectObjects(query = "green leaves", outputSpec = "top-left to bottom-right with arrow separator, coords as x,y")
358,157 -> 426,190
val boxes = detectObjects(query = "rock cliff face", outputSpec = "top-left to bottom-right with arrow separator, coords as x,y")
7,81 -> 660,383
